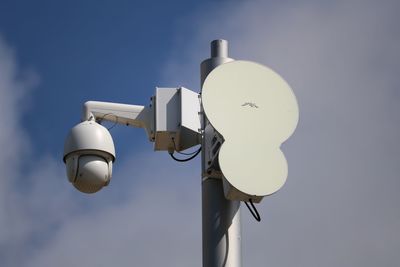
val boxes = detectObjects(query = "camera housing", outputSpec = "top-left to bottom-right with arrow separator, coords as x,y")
63,120 -> 115,193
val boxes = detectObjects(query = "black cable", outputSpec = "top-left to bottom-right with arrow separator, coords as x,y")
244,199 -> 261,222
176,149 -> 200,156
169,147 -> 201,162
97,113 -> 118,130
171,137 -> 199,155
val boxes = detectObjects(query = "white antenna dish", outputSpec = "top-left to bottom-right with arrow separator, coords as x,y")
201,60 -> 299,202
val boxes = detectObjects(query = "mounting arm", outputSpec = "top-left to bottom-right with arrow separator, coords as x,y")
82,101 -> 154,141
81,87 -> 201,151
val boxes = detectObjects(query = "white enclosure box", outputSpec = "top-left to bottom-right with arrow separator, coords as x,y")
154,87 -> 201,151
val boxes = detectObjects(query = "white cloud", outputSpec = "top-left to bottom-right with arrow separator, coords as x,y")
28,155 -> 202,267
0,35 -> 38,266
0,35 -> 202,267
1,0 -> 400,266
0,37 -> 82,267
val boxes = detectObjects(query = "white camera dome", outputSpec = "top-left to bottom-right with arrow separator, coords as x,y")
63,120 -> 116,160
63,120 -> 116,194
66,155 -> 112,193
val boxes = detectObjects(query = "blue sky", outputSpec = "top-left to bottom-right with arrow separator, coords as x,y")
1,0 -> 400,266
0,0 -> 220,158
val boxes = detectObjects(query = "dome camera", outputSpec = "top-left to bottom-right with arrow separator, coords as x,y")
63,120 -> 116,194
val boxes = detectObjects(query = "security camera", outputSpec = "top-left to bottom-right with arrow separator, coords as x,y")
62,94 -> 200,194
63,120 -> 115,194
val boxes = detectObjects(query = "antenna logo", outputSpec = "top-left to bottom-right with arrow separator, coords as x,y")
241,102 -> 259,108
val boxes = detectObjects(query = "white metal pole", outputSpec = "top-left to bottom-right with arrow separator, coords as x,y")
201,39 -> 242,267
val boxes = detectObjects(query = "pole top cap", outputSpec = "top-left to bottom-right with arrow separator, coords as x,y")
211,39 -> 228,58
